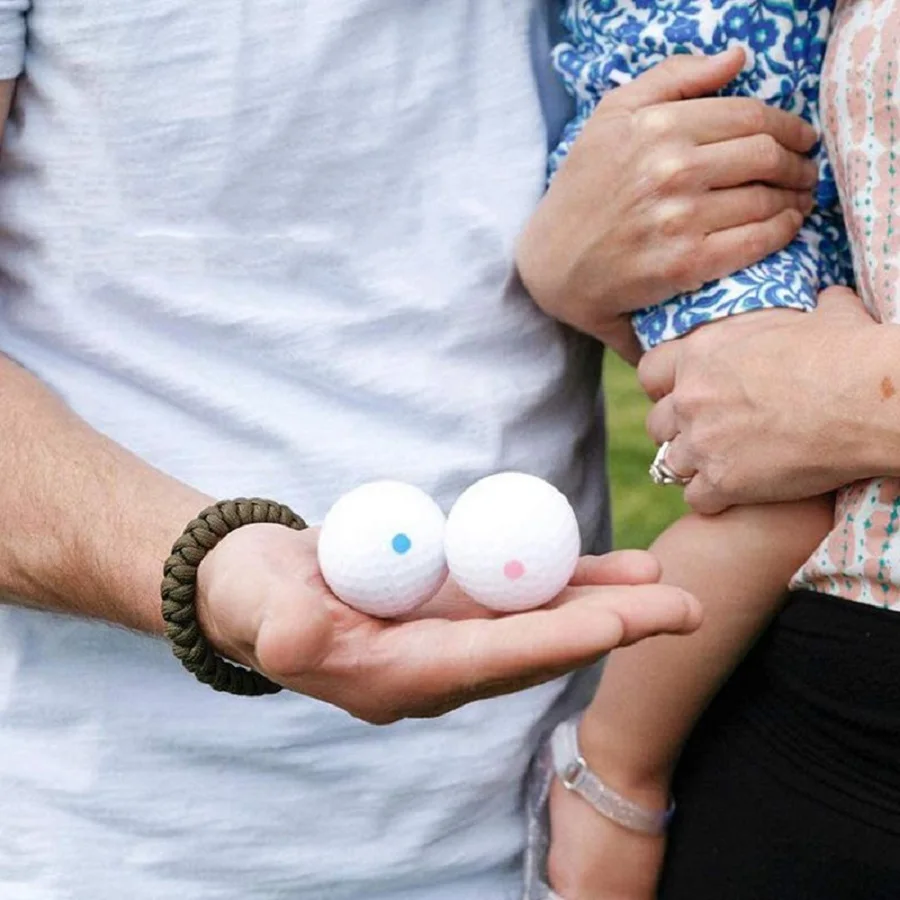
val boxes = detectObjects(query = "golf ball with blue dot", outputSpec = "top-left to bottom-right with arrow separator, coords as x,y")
317,481 -> 448,617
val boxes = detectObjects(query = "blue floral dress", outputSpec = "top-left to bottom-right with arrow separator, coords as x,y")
549,0 -> 853,349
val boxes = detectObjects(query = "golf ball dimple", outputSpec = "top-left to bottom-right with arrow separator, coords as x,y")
317,481 -> 448,618
444,472 -> 581,612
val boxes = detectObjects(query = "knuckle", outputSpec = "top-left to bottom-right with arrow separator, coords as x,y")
652,198 -> 695,239
692,427 -> 725,472
690,421 -> 711,453
742,224 -> 779,262
670,391 -> 689,423
658,252 -> 690,286
686,483 -> 716,514
659,238 -> 704,286
737,100 -> 769,136
636,354 -> 656,392
645,152 -> 693,195
671,381 -> 704,420
704,460 -> 731,496
655,55 -> 688,74
749,185 -> 779,220
752,133 -> 783,173
636,106 -> 678,141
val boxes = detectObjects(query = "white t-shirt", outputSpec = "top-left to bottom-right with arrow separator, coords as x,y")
0,2 -> 610,897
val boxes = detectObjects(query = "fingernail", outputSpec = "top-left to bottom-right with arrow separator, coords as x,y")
683,593 -> 704,629
798,122 -> 819,149
800,191 -> 814,215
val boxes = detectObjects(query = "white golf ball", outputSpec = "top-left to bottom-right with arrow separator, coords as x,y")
317,481 -> 448,618
444,472 -> 580,612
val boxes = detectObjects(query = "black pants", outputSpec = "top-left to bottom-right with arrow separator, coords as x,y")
658,590 -> 900,899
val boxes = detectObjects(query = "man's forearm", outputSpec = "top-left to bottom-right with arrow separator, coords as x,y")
0,353 -> 210,634
0,78 -> 192,634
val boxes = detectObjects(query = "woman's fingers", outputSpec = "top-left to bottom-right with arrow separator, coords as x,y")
697,134 -> 819,190
517,51 -> 821,339
646,394 -> 679,446
662,96 -> 818,151
699,208 -> 805,284
700,185 -> 813,234
656,434 -> 697,485
638,342 -> 680,401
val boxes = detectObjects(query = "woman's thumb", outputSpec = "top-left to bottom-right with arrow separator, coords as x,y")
601,46 -> 745,112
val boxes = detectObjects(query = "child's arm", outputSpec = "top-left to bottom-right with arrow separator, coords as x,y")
547,494 -> 833,899
578,495 -> 833,796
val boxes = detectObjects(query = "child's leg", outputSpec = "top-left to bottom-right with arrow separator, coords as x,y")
549,494 -> 833,899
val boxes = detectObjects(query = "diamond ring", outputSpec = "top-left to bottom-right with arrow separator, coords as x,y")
649,440 -> 692,487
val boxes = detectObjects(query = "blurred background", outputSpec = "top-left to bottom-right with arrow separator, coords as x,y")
604,354 -> 687,550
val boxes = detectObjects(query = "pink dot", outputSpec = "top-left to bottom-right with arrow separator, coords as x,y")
504,560 -> 526,581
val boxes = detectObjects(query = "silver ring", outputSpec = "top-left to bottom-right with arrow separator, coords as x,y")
649,440 -> 692,487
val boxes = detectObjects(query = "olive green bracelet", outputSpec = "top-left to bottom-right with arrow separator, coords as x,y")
161,498 -> 307,697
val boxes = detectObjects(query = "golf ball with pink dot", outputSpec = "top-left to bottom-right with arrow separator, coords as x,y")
317,481 -> 448,618
444,472 -> 580,612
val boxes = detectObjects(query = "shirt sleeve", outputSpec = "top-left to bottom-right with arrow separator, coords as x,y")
0,0 -> 29,80
629,244 -> 820,350
630,154 -> 855,350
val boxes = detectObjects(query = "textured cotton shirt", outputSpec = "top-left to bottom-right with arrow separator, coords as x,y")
0,2 -> 609,898
793,0 -> 900,609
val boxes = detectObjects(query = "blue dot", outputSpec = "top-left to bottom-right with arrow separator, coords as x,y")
392,533 -> 412,555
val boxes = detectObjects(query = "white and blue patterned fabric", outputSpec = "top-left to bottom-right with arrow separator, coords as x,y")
549,0 -> 854,349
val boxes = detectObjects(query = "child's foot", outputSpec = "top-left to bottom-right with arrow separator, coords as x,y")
546,774 -> 667,900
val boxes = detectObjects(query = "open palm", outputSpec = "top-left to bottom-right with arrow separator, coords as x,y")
196,523 -> 701,723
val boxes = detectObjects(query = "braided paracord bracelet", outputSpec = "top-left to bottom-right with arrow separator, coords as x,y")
161,498 -> 308,696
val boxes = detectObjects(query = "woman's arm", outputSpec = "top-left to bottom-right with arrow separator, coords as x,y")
517,48 -> 817,362
638,287 -> 899,513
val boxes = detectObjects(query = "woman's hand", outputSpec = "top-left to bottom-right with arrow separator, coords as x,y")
638,287 -> 888,513
196,526 -> 701,724
517,48 -> 817,362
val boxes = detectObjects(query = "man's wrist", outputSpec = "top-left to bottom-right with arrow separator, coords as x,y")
162,500 -> 308,696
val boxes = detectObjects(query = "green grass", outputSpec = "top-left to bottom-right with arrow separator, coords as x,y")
603,353 -> 687,549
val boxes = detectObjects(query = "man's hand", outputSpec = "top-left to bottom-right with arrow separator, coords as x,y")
638,287 -> 880,513
517,48 -> 816,362
196,524 -> 701,724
